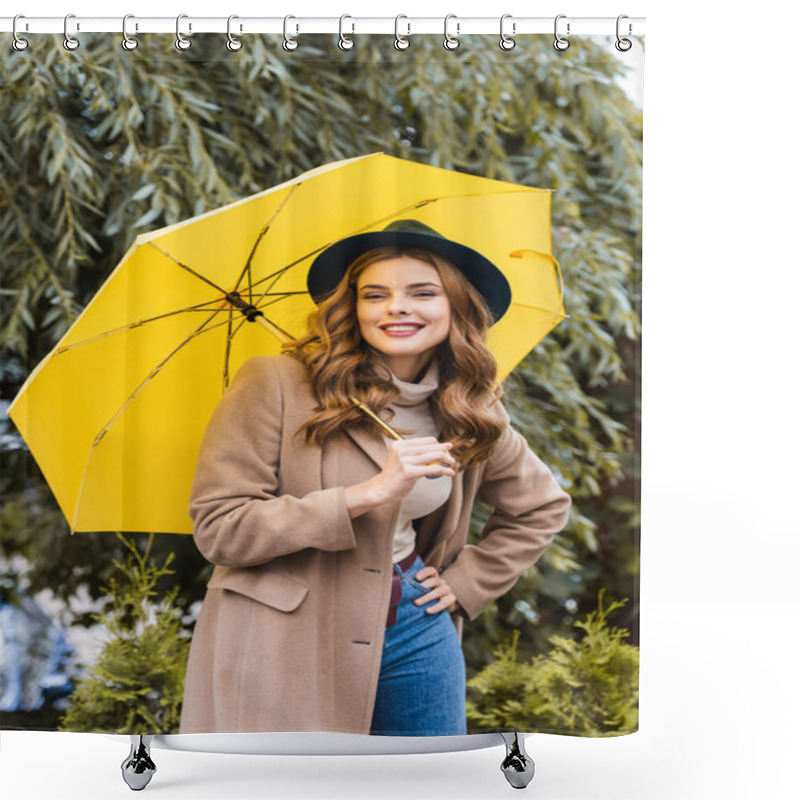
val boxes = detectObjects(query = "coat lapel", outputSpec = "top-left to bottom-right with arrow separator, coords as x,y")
343,425 -> 389,471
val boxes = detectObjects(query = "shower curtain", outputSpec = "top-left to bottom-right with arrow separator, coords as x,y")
1,27 -> 643,741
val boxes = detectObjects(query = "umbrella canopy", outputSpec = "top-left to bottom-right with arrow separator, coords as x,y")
8,153 -> 564,534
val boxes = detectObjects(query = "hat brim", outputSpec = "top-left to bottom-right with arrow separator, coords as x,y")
307,230 -> 511,324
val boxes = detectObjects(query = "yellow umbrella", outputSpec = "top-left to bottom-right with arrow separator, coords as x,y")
7,153 -> 564,535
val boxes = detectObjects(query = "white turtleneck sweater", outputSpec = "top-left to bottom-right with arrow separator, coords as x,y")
380,359 -> 453,563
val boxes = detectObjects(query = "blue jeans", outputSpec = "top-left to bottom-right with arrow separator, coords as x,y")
370,555 -> 467,736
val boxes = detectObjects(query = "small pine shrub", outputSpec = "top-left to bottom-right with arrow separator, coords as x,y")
466,591 -> 638,736
59,534 -> 189,734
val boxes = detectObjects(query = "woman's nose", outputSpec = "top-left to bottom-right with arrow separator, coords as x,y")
386,294 -> 409,315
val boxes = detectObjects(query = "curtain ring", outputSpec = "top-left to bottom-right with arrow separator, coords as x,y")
394,15 -> 410,50
175,14 -> 191,50
338,15 -> 355,50
283,15 -> 299,51
63,13 -> 79,51
443,14 -> 460,51
615,15 -> 633,52
12,14 -> 29,51
121,14 -> 138,51
553,14 -> 570,51
227,15 -> 243,51
499,14 -> 515,51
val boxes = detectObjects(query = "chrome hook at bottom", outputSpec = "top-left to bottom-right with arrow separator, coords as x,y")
500,732 -> 536,789
121,735 -> 156,791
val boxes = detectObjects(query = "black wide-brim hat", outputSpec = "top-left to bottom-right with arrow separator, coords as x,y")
306,220 -> 512,324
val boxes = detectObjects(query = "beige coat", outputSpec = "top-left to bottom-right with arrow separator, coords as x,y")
179,354 -> 570,734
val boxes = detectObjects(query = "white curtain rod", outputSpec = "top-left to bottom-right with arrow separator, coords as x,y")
1,16 -> 645,36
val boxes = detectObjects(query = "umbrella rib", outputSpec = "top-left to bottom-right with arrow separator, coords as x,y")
234,183 -> 301,304
52,292 -> 308,355
223,308 -> 235,391
90,310 -> 227,448
52,300 -> 243,354
145,242 -> 231,295
510,300 -> 568,315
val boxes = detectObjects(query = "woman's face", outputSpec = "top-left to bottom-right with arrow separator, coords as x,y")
355,256 -> 452,381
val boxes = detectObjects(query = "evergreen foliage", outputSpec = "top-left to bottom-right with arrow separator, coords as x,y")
59,534 -> 189,733
466,591 -> 638,735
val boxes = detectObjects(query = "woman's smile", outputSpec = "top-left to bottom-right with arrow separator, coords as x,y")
356,256 -> 451,380
379,322 -> 425,336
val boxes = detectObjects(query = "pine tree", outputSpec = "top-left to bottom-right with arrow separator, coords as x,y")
467,591 -> 638,736
59,534 -> 189,733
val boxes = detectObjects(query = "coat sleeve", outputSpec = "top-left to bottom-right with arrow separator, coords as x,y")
440,403 -> 571,621
189,357 -> 357,568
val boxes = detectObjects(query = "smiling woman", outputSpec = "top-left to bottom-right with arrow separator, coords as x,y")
355,254 -> 452,382
178,219 -> 571,738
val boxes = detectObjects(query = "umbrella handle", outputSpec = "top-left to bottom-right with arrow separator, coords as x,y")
349,395 -> 444,480
349,396 -> 403,440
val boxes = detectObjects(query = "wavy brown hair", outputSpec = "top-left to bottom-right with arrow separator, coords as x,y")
284,246 -> 506,469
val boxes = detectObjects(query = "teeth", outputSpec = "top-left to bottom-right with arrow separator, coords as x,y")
383,325 -> 421,331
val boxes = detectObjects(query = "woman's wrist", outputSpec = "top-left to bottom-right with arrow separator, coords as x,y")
344,479 -> 391,518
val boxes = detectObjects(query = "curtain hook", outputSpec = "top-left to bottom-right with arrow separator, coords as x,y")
63,13 -> 80,51
394,15 -> 410,50
338,14 -> 355,50
443,14 -> 460,51
227,15 -> 243,51
122,15 -> 138,51
615,15 -> 633,52
175,14 -> 191,50
283,15 -> 299,51
499,14 -> 516,51
12,14 -> 29,51
553,14 -> 570,51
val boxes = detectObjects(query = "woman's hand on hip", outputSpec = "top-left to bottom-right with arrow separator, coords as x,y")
412,566 -> 461,615
345,436 -> 456,517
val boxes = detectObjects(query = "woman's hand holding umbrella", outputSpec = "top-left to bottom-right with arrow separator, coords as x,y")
343,436 -> 456,518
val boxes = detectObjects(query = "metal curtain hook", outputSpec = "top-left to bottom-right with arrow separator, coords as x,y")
63,13 -> 79,51
12,14 -> 29,51
499,14 -> 515,50
615,15 -> 633,52
227,15 -> 243,51
122,14 -> 138,51
394,15 -> 410,50
553,14 -> 570,51
338,14 -> 355,50
175,14 -> 191,50
443,14 -> 460,51
283,15 -> 299,51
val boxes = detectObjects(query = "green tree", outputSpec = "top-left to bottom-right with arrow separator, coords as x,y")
1,34 -> 641,689
59,534 -> 189,733
466,592 -> 639,735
